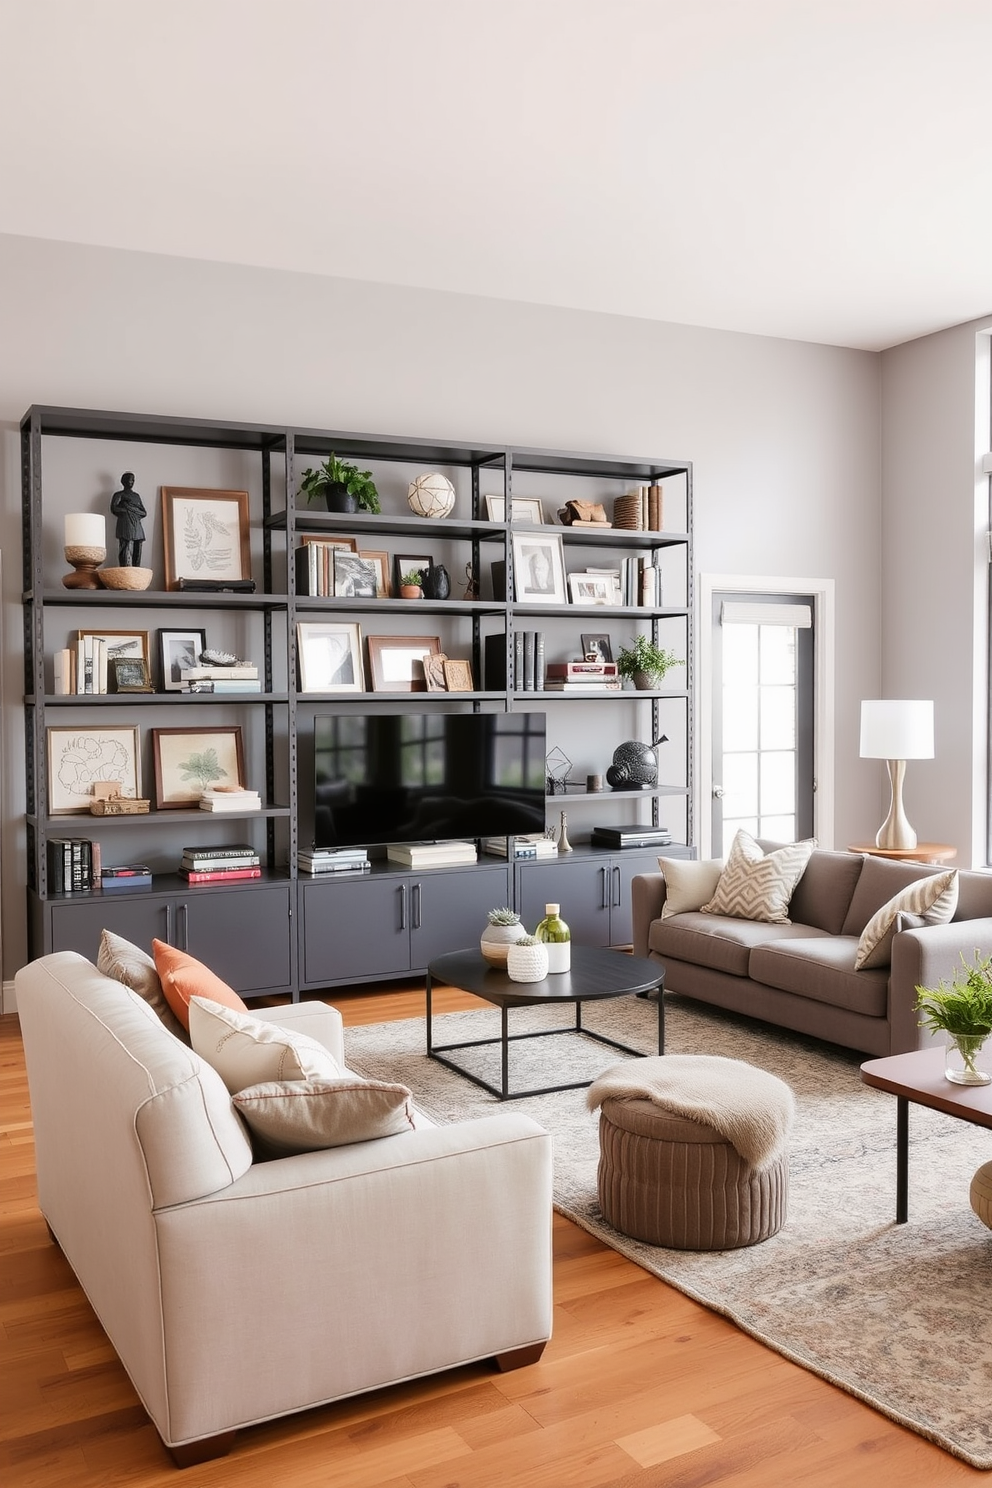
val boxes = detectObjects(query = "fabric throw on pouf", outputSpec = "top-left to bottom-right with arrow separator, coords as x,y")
588,1055 -> 795,1251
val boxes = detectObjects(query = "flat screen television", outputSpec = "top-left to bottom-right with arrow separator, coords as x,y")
313,711 -> 547,849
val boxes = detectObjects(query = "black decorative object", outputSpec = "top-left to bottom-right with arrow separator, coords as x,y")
546,746 -> 573,794
110,473 -> 146,566
606,739 -> 659,790
420,564 -> 451,599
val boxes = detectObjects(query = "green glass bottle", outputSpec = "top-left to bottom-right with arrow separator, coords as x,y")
536,902 -> 571,972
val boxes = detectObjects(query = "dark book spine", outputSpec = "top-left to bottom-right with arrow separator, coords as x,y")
523,631 -> 535,691
514,630 -> 525,691
534,631 -> 545,690
483,633 -> 508,690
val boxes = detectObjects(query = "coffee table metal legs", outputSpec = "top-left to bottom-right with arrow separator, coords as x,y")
896,1096 -> 908,1224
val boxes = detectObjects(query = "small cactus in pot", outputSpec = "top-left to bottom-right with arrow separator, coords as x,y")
480,906 -> 528,966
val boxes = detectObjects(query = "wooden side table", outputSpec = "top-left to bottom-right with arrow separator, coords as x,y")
848,843 -> 957,865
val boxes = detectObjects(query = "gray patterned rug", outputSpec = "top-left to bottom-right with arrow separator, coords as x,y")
345,994 -> 992,1468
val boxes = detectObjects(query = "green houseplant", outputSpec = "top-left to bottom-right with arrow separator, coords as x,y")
916,952 -> 992,1085
298,454 -> 381,514
399,568 -> 425,598
616,634 -> 683,691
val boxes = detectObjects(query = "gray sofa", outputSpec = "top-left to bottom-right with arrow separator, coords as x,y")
632,849 -> 992,1057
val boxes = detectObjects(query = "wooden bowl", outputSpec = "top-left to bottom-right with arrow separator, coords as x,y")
99,566 -> 154,591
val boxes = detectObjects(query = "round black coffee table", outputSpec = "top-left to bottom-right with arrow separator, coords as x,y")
426,944 -> 665,1100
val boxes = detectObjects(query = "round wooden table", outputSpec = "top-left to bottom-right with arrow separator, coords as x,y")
848,843 -> 957,865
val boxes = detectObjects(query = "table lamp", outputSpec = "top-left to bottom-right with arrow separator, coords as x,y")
859,700 -> 934,850
63,512 -> 106,589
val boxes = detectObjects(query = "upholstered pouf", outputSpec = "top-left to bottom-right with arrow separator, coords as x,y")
971,1161 -> 992,1231
589,1055 -> 793,1251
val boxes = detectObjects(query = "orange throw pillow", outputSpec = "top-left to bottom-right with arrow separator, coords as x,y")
152,939 -> 249,1030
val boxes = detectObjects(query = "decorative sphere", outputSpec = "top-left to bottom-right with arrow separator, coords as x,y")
606,739 -> 658,790
408,472 -> 455,519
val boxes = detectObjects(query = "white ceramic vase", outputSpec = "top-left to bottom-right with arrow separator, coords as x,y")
480,920 -> 528,966
506,941 -> 549,983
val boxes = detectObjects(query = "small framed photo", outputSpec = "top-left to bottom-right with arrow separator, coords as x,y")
423,653 -> 449,692
296,621 -> 364,693
358,549 -> 392,597
367,634 -> 441,692
78,628 -> 150,667
443,658 -> 474,692
300,533 -> 357,552
110,657 -> 154,693
158,628 -> 207,691
332,550 -> 379,598
161,487 -> 252,590
47,725 -> 141,814
569,573 -> 616,606
512,531 -> 567,604
484,496 -> 545,523
394,553 -> 432,592
150,726 -> 246,810
580,633 -> 614,663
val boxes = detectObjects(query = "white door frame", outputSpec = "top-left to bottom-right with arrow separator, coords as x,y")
697,573 -> 835,854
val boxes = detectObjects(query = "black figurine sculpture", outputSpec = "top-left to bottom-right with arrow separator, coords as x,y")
110,472 -> 147,567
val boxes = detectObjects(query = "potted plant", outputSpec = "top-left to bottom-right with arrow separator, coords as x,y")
298,454 -> 381,514
916,952 -> 992,1085
616,634 -> 683,691
399,568 -> 425,599
480,906 -> 528,965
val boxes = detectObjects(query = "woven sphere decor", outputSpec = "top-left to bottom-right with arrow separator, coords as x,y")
408,472 -> 456,519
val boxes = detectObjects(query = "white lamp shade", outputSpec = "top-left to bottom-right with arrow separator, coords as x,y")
860,700 -> 934,760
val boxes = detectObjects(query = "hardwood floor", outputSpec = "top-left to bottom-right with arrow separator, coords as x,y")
0,986 -> 983,1486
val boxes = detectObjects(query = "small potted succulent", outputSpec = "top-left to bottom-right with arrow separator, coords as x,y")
399,568 -> 425,599
298,454 -> 381,514
616,634 -> 683,691
480,906 -> 528,965
506,935 -> 549,983
916,952 -> 992,1086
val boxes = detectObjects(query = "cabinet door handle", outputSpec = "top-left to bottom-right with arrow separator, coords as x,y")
398,884 -> 406,930
600,866 -> 609,910
613,865 -> 621,908
412,882 -> 422,929
177,902 -> 189,951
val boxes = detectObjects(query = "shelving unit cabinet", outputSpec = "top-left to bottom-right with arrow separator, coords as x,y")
21,405 -> 693,996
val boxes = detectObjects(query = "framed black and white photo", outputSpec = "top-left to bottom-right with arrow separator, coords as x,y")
569,573 -> 615,606
394,553 -> 432,592
511,531 -> 567,604
158,627 -> 207,691
47,725 -> 141,814
296,621 -> 364,693
161,487 -> 251,590
580,632 -> 614,663
332,550 -> 379,598
359,549 -> 392,597
77,628 -> 150,667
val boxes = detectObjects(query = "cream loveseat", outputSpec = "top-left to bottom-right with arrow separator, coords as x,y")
632,846 -> 992,1057
15,952 -> 553,1466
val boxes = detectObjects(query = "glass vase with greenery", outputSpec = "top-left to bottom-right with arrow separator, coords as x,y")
916,952 -> 992,1085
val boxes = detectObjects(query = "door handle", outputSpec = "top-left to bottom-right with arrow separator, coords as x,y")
177,902 -> 189,951
713,786 -> 725,798
412,882 -> 422,930
600,866 -> 609,910
398,884 -> 406,930
613,864 -> 621,907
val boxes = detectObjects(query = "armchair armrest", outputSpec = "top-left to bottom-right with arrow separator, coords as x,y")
890,918 -> 992,1054
632,873 -> 668,959
252,1000 -> 345,1064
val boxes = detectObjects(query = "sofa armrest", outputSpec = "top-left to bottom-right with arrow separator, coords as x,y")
890,918 -> 992,1053
632,874 -> 668,959
251,1001 -> 345,1064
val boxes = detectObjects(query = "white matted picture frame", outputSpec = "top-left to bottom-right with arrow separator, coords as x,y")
484,496 -> 545,524
568,573 -> 616,606
511,531 -> 567,604
296,622 -> 364,693
157,628 -> 207,691
151,725 -> 246,809
161,487 -> 252,590
367,634 -> 441,692
47,725 -> 141,814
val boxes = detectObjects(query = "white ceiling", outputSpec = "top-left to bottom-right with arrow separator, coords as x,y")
2,0 -> 990,351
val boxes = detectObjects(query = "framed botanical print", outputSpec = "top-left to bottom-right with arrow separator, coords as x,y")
161,487 -> 251,590
150,726 -> 246,809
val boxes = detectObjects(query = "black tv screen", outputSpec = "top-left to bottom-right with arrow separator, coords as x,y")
313,712 -> 547,849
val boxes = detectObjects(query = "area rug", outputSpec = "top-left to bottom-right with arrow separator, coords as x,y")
345,995 -> 992,1468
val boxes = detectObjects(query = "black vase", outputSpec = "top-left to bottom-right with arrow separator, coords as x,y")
321,482 -> 357,513
420,564 -> 451,600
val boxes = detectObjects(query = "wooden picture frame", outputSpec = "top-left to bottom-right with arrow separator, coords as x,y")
512,531 -> 567,604
296,621 -> 364,693
158,627 -> 207,691
359,549 -> 392,597
580,632 -> 614,663
442,658 -> 474,692
484,496 -> 545,524
110,657 -> 154,693
77,628 -> 150,666
161,487 -> 251,590
300,533 -> 357,551
47,725 -> 141,814
150,725 -> 246,809
423,653 -> 449,691
367,634 -> 441,692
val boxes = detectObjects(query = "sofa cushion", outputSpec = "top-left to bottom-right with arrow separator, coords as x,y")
97,928 -> 188,1043
855,870 -> 959,970
841,855 -> 946,936
650,911 -> 831,977
701,830 -> 815,924
188,996 -> 342,1094
152,940 -> 250,1030
657,856 -> 724,918
233,1077 -> 416,1157
748,937 -> 890,1017
784,850 -> 865,935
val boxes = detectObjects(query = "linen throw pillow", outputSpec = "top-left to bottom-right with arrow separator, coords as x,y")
97,928 -> 190,1042
233,1078 -> 416,1157
657,857 -> 725,918
855,869 -> 959,970
187,995 -> 342,1094
152,939 -> 250,1030
701,830 -> 815,924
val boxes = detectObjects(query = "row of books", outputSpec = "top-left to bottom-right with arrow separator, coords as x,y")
483,631 -> 546,691
298,847 -> 371,875
53,636 -> 112,695
482,834 -> 558,860
544,661 -> 620,692
180,664 -> 261,694
47,837 -> 100,892
199,788 -> 262,813
179,843 -> 261,883
613,484 -> 664,531
571,555 -> 663,608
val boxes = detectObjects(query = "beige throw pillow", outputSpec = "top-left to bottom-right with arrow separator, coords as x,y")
701,830 -> 815,924
188,996 -> 342,1094
658,857 -> 725,918
855,870 -> 959,970
233,1078 -> 415,1157
97,928 -> 188,1042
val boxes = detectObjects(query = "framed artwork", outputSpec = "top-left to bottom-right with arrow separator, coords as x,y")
296,621 -> 364,693
367,634 -> 441,692
110,657 -> 153,693
77,628 -> 150,667
394,553 -> 432,592
151,726 -> 246,809
47,725 -> 141,814
443,658 -> 474,692
158,627 -> 207,691
580,632 -> 614,663
484,496 -> 545,524
332,550 -> 379,598
300,533 -> 357,551
512,531 -> 567,604
423,653 -> 449,691
569,573 -> 616,606
161,487 -> 252,590
359,549 -> 392,597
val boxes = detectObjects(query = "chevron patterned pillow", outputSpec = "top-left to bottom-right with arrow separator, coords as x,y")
701,830 -> 815,924
854,869 -> 959,970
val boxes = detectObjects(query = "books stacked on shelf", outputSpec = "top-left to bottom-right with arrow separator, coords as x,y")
179,843 -> 262,884
591,824 -> 673,850
544,661 -> 621,692
483,631 -> 545,691
100,864 -> 153,890
482,833 -> 558,860
298,848 -> 371,875
386,840 -> 478,868
569,556 -> 662,607
180,664 -> 260,694
53,635 -> 110,695
612,483 -> 665,531
294,541 -> 367,598
199,787 -> 263,812
47,837 -> 99,892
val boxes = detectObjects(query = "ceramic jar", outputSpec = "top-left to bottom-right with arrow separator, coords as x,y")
480,918 -> 528,966
506,940 -> 549,983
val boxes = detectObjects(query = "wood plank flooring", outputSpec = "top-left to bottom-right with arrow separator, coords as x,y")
0,984 -> 984,1485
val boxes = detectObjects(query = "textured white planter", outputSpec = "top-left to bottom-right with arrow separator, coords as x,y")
480,921 -> 528,966
506,941 -> 549,983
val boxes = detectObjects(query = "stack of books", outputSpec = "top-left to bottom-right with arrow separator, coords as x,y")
101,864 -> 153,890
179,844 -> 262,883
483,631 -> 545,690
591,824 -> 672,849
386,840 -> 478,868
298,847 -> 371,875
53,635 -> 111,695
199,787 -> 262,812
47,837 -> 99,892
544,661 -> 621,692
482,834 -> 558,860
612,483 -> 665,531
180,663 -> 261,693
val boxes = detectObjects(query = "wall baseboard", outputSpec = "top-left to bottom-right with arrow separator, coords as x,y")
2,979 -> 17,1016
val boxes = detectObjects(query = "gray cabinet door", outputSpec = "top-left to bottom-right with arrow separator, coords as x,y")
515,857 -> 613,947
49,893 -> 173,961
180,883 -> 293,994
608,851 -> 667,946
410,864 -> 512,967
301,876 -> 411,985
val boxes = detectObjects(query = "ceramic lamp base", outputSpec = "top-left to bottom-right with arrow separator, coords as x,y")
62,545 -> 106,589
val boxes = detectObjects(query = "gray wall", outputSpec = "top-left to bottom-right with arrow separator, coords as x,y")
0,232 -> 885,977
